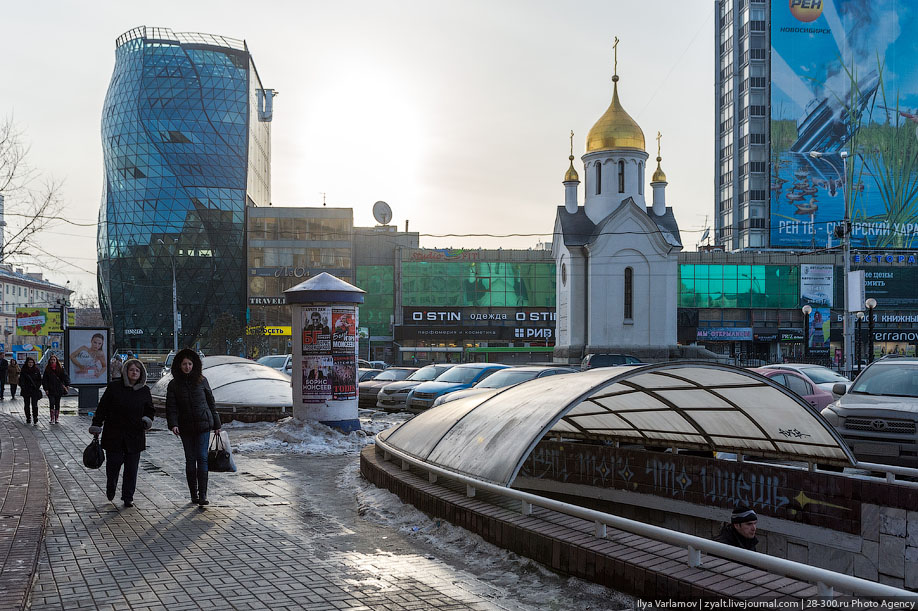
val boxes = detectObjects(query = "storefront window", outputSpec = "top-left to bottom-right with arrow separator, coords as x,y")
402,262 -> 555,307
679,264 -> 798,309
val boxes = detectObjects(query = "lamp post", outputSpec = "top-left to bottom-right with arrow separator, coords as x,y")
802,304 -> 812,359
810,150 -> 851,376
865,297 -> 877,364
157,239 -> 179,353
855,311 -> 865,374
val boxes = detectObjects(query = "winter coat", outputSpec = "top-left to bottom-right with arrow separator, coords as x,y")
19,364 -> 42,399
7,360 -> 19,385
165,349 -> 221,434
92,359 -> 155,454
42,363 -> 70,398
714,523 -> 758,551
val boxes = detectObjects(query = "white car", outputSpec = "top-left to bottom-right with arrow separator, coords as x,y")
760,363 -> 851,395
256,354 -> 292,374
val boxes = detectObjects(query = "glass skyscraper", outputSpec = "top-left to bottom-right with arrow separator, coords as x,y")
98,26 -> 273,351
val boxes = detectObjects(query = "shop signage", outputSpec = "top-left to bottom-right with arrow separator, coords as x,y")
249,297 -> 286,306
800,264 -> 833,307
124,328 -> 143,335
696,327 -> 753,341
852,253 -> 918,265
513,327 -> 553,339
779,329 -> 804,342
403,307 -> 556,324
872,331 -> 918,342
753,333 -> 778,342
395,326 -> 503,340
406,249 -> 481,262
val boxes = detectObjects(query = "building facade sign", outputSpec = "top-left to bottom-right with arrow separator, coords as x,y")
696,327 -> 753,341
852,253 -> 918,265
394,325 -> 555,342
248,297 -> 286,306
800,264 -> 833,307
405,249 -> 482,262
402,307 -> 556,324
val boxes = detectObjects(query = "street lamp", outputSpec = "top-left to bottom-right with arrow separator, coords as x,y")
865,297 -> 877,364
855,311 -> 865,374
157,238 -> 179,353
802,304 -> 812,359
810,150 -> 851,376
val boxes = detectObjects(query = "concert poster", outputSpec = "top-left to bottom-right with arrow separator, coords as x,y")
332,307 -> 357,354
331,355 -> 357,400
302,356 -> 333,403
302,306 -> 331,354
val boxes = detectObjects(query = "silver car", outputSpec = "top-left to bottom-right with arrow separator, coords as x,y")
761,363 -> 851,395
821,357 -> 918,468
376,364 -> 455,412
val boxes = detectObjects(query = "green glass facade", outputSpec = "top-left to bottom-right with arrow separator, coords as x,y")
678,264 -> 800,309
402,262 -> 555,307
356,266 -> 394,336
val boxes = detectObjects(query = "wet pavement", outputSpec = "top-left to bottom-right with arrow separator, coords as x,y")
0,396 -> 627,611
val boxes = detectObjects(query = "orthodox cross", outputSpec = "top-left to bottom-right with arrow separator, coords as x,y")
656,131 -> 662,158
613,36 -> 619,75
569,130 -> 574,157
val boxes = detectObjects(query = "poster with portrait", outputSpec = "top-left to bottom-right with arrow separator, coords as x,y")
331,355 -> 357,400
302,355 -> 333,403
331,307 -> 357,355
302,307 -> 331,354
64,327 -> 110,386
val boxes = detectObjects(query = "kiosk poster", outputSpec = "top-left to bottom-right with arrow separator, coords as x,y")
302,307 -> 331,354
302,355 -> 333,403
331,355 -> 357,400
332,307 -> 357,354
65,328 -> 109,385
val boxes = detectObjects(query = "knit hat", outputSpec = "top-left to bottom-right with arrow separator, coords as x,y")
731,505 -> 757,524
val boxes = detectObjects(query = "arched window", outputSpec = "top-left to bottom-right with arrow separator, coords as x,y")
618,160 -> 625,193
638,162 -> 644,195
596,162 -> 602,195
624,267 -> 633,319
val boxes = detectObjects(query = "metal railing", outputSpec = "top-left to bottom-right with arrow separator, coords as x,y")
374,437 -> 915,600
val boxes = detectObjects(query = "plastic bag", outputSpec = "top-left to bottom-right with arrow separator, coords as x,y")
83,434 -> 105,469
208,431 -> 237,472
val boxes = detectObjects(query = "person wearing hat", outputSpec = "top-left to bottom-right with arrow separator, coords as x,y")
715,505 -> 759,551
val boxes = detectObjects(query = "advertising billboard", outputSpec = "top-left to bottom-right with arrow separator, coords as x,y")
770,1 -> 918,249
15,308 -> 76,335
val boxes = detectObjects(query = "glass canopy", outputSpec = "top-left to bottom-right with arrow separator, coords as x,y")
151,356 -> 292,408
377,362 -> 855,487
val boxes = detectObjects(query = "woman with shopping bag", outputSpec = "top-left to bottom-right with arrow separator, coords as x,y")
165,349 -> 221,506
88,358 -> 154,507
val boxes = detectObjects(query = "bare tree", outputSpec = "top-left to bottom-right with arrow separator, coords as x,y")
0,117 -> 65,263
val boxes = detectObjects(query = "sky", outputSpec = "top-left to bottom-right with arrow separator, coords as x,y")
1,0 -> 715,299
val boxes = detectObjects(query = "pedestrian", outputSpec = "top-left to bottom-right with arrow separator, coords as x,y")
41,354 -> 70,424
0,354 -> 8,400
165,349 -> 221,506
110,351 -> 123,379
714,505 -> 759,551
88,358 -> 154,508
8,358 -> 20,399
19,357 -> 42,425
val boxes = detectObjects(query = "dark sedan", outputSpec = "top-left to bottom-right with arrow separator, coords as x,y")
358,367 -> 417,408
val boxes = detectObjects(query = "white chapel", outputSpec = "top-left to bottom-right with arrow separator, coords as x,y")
552,49 -> 685,363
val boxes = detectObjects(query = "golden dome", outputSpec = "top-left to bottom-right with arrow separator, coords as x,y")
586,77 -> 645,153
652,156 -> 667,183
564,155 -> 579,182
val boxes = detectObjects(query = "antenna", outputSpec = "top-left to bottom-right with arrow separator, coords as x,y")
319,192 -> 326,207
372,201 -> 393,225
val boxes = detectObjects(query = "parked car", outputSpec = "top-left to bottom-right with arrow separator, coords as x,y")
164,350 -> 206,369
406,363 -> 511,412
368,360 -> 389,370
377,364 -> 456,412
358,367 -> 417,407
357,359 -> 373,369
431,365 -> 577,407
256,354 -> 292,374
760,363 -> 851,395
580,353 -> 643,370
821,356 -> 918,468
358,368 -> 383,382
750,367 -> 835,411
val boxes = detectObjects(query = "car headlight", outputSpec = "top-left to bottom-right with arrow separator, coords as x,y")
820,406 -> 841,427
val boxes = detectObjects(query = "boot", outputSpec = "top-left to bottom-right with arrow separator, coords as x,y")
197,471 -> 209,505
186,472 -> 199,504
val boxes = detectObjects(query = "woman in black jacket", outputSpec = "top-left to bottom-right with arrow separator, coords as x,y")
88,359 -> 154,507
41,354 -> 70,424
19,357 -> 42,425
165,349 -> 221,506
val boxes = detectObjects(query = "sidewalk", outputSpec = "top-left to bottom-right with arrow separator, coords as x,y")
0,397 -> 619,611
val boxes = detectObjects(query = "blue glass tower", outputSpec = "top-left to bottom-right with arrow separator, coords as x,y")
98,26 -> 273,351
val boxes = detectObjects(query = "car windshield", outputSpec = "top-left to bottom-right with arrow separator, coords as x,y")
257,356 -> 287,368
476,370 -> 539,388
408,366 -> 447,381
435,367 -> 486,384
374,369 -> 414,381
797,366 -> 848,384
359,369 -> 381,381
850,363 -> 918,397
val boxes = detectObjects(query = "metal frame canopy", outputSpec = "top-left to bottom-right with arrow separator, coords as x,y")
151,356 -> 292,408
377,362 -> 855,487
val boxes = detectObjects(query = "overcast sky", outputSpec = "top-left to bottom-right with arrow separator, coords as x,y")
1,0 -> 715,297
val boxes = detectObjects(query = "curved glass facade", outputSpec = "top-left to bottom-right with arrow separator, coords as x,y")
98,26 -> 272,351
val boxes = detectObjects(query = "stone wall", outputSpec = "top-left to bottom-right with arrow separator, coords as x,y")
515,440 -> 918,590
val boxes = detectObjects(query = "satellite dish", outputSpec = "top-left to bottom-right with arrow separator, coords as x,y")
700,227 -> 711,243
372,201 -> 393,225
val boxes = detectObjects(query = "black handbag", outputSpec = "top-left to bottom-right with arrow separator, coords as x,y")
83,434 -> 105,469
207,433 -> 233,472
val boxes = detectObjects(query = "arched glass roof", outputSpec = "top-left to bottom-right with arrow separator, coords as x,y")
377,362 -> 855,487
151,356 -> 292,408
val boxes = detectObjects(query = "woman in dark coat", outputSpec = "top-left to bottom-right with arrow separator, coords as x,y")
165,349 -> 221,506
88,359 -> 154,507
41,354 -> 70,424
19,357 -> 42,425
8,358 -> 20,399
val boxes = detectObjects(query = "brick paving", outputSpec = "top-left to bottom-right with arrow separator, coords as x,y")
0,397 -> 625,611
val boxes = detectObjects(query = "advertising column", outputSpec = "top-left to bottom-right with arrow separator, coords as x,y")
285,273 -> 364,433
